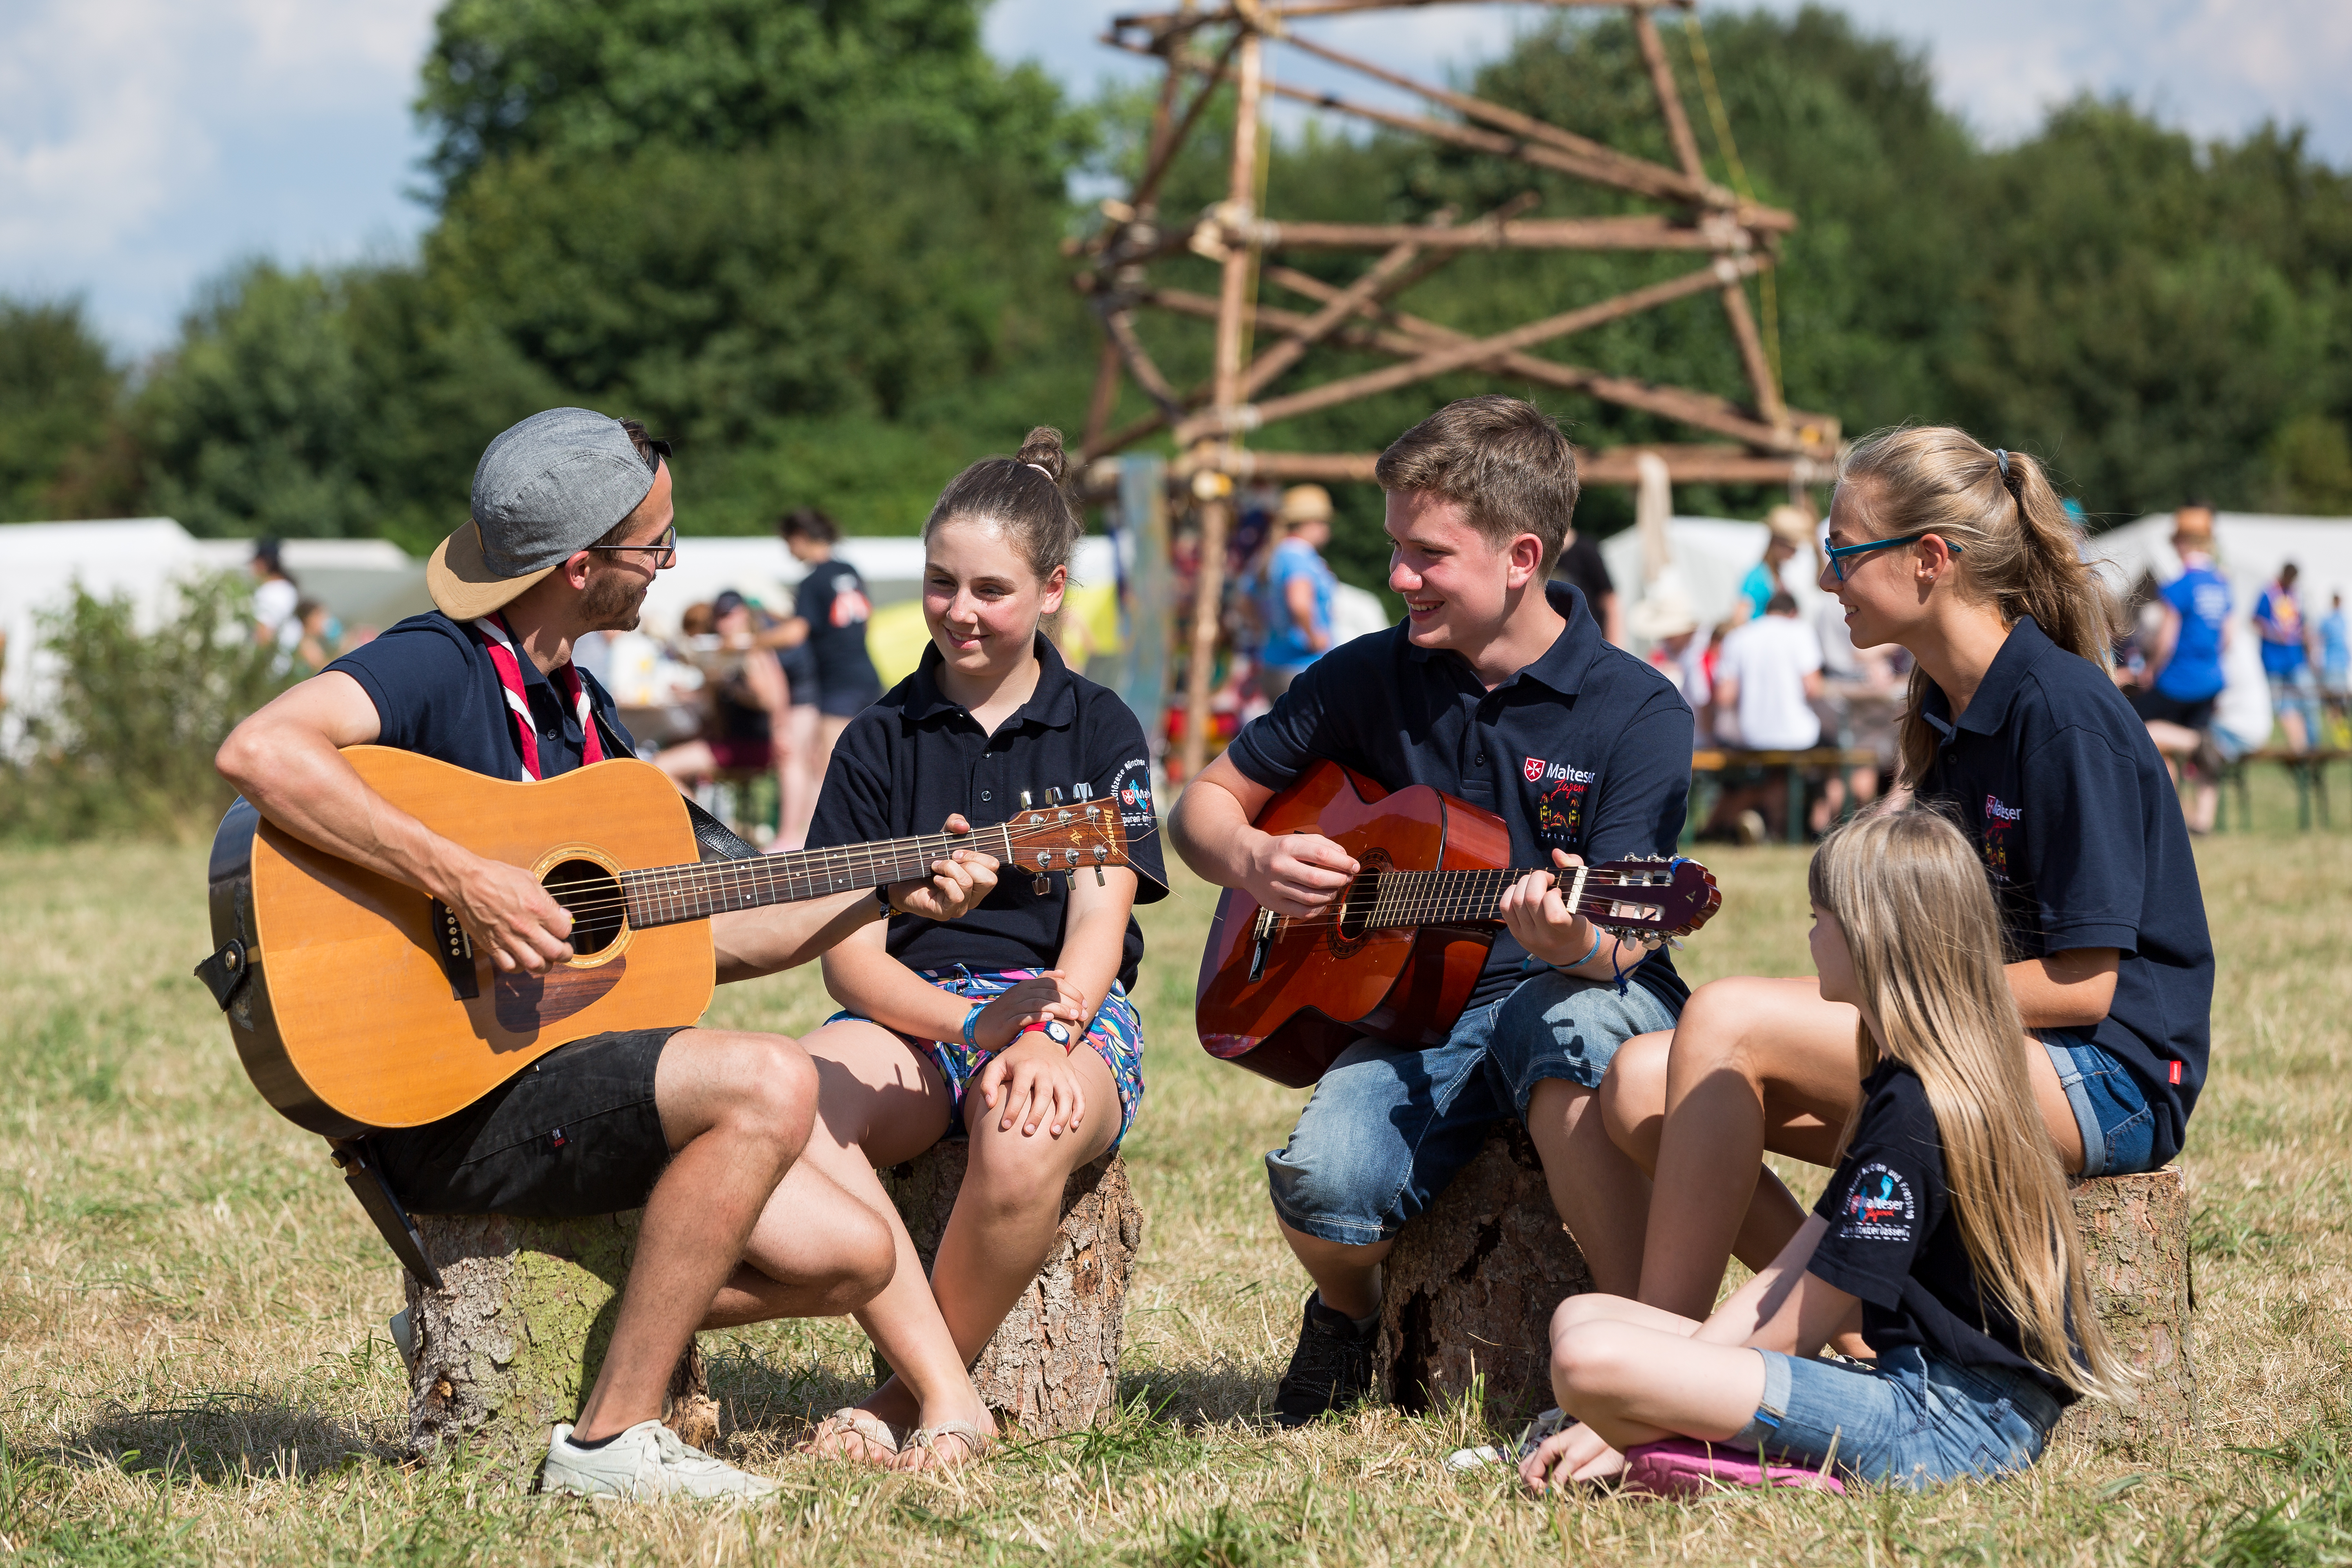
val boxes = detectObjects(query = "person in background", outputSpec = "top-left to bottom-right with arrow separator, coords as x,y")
1627,592 -> 1703,719
2321,590 -> 2350,744
656,590 -> 796,838
250,540 -> 300,650
1813,590 -> 1901,829
290,598 -> 343,676
1734,506 -> 1816,624
1552,521 -> 1623,645
2186,613 -> 2277,833
2132,506 -> 2230,788
770,508 -> 884,845
1709,590 -> 1824,841
2254,561 -> 2319,753
1258,484 -> 1341,698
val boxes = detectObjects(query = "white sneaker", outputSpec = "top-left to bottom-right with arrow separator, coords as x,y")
539,1419 -> 778,1501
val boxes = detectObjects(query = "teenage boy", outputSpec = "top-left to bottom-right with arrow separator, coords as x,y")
217,408 -> 998,1498
1168,396 -> 1695,1425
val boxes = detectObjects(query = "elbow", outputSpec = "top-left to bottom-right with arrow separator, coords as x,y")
215,718 -> 268,798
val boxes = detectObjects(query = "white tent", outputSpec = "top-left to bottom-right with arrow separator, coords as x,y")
2082,510 -> 2352,615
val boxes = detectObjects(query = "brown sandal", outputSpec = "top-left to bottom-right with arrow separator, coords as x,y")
893,1420 -> 995,1473
802,1407 -> 901,1466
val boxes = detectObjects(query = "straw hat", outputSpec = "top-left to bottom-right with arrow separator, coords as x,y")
1278,484 -> 1334,526
1765,503 -> 1816,546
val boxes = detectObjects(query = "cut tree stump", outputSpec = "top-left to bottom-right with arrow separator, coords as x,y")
880,1144 -> 1142,1436
1374,1123 -> 1591,1425
1371,1131 -> 2196,1448
403,1210 -> 719,1475
2058,1164 -> 2197,1451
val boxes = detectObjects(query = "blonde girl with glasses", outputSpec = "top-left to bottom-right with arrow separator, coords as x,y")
1522,810 -> 2130,1494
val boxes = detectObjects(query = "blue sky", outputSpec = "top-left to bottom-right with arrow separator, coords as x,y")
2,0 -> 2346,356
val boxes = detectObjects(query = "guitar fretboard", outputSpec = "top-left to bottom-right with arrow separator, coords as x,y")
1356,866 -> 1656,929
619,824 -> 1018,930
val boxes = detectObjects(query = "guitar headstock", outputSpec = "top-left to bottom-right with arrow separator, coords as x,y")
1579,856 -> 1722,946
1002,785 -> 1131,889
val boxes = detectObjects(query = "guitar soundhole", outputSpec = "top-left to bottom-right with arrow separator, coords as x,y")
544,859 -> 625,956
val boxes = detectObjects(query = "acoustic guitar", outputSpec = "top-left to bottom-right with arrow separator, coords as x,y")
1196,760 -> 1720,1087
199,746 -> 1130,1136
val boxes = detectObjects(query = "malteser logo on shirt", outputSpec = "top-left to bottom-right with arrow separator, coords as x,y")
1982,794 -> 2021,884
1523,757 -> 1596,785
1111,757 -> 1157,833
1838,1162 -> 1916,1243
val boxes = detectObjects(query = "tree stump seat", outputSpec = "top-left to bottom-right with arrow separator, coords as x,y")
399,1149 -> 1143,1472
880,1145 -> 1143,1437
1370,1124 -> 2197,1448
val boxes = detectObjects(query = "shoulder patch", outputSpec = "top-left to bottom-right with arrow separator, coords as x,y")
1835,1161 -> 1917,1243
1111,756 -> 1158,835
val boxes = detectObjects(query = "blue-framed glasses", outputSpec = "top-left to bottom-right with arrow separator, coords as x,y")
1824,531 -> 1962,583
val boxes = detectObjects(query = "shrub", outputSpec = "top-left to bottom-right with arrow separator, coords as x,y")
0,572 -> 290,841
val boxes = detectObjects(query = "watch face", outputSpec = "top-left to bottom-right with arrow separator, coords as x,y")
1044,1021 -> 1072,1045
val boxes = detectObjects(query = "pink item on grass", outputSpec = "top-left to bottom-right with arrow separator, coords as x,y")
1623,1437 -> 1846,1497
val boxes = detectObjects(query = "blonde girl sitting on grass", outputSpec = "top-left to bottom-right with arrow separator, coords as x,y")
1523,809 -> 2128,1495
788,428 -> 1165,1472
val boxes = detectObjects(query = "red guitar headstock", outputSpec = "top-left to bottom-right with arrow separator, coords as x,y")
1574,856 -> 1722,944
1002,786 -> 1131,887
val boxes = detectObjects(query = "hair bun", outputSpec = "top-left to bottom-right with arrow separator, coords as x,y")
1015,427 -> 1069,486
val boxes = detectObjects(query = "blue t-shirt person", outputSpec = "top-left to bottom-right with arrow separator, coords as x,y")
2153,564 -> 2230,703
1260,537 -> 1338,672
2254,579 -> 2308,679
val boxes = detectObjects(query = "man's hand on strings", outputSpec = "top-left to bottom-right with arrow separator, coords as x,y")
437,849 -> 575,973
1498,848 -> 1599,970
890,813 -> 1000,922
1240,827 -> 1359,918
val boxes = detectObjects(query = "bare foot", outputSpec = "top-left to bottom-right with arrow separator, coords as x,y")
802,1406 -> 901,1466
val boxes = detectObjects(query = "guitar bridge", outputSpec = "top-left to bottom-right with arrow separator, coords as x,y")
429,901 -> 479,1000
1248,906 -> 1281,982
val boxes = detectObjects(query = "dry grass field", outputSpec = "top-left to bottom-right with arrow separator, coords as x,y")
4,771 -> 2351,1565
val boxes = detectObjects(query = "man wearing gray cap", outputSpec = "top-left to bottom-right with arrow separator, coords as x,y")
218,408 -> 1000,1499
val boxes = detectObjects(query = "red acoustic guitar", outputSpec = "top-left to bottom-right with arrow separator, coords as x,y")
1196,760 -> 1721,1087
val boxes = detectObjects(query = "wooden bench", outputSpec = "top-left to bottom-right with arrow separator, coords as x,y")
2215,747 -> 2348,833
1373,1125 -> 2196,1450
1686,746 -> 1879,846
400,1150 -> 1141,1473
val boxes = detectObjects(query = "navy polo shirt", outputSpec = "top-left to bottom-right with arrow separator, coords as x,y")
1914,615 -> 2214,1166
1225,582 -> 1693,1011
807,634 -> 1169,991
327,611 -> 635,780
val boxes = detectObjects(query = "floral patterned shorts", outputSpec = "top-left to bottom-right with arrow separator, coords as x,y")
826,966 -> 1146,1149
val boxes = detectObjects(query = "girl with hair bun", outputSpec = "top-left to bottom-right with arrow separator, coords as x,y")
786,429 -> 1169,1472
1535,426 -> 2212,1484
1523,811 -> 2131,1494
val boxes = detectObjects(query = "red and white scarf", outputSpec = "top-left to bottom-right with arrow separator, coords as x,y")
472,612 -> 604,781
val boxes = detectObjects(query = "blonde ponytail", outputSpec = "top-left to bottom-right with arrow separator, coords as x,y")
1809,811 -> 2132,1404
1835,428 -> 2116,787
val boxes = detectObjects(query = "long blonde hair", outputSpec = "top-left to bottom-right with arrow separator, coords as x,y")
1810,811 -> 2130,1403
1836,428 -> 2116,787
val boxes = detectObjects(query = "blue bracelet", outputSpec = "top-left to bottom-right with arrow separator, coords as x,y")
962,1001 -> 987,1053
1555,928 -> 1604,973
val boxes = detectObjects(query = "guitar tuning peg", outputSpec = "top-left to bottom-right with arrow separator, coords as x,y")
1020,790 -> 1033,809
1046,786 -> 1063,806
1032,873 -> 1052,895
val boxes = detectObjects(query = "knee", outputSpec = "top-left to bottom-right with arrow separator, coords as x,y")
717,1033 -> 819,1154
1671,979 -> 1786,1075
960,1124 -> 1077,1221
1599,1031 -> 1670,1151
1550,1319 -> 1637,1402
840,1203 -> 897,1306
1547,1290 -> 1619,1344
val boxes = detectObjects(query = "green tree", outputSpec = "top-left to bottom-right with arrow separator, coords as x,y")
416,0 -> 1081,195
0,297 -> 122,520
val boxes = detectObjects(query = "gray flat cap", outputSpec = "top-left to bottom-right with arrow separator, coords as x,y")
427,408 -> 660,619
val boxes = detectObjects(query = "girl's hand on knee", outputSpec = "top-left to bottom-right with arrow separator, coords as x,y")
975,1033 -> 1086,1138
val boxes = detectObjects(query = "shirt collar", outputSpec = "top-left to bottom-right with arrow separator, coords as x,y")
905,631 -> 1079,730
1405,581 -> 1597,696
1920,615 -> 2052,739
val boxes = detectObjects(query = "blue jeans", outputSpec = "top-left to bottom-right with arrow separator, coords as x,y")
1733,1343 -> 2062,1489
1265,973 -> 1681,1245
2039,1031 -> 2156,1177
2270,667 -> 2322,745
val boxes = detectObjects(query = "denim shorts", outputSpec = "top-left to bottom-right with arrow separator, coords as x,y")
1265,972 -> 1680,1245
1732,1343 -> 2063,1490
2039,1031 -> 2156,1177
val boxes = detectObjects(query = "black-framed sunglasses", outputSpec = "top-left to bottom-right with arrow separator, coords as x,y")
1823,530 -> 1962,583
587,523 -> 678,569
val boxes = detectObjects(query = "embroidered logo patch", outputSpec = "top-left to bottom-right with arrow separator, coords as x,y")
1524,756 -> 1546,783
1838,1162 -> 1916,1243
1981,794 -> 2022,884
1111,756 -> 1157,835
1537,780 -> 1585,844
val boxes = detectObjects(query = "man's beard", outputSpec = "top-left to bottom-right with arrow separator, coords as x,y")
579,567 -> 648,631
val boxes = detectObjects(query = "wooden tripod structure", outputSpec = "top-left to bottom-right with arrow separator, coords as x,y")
1073,0 -> 1842,779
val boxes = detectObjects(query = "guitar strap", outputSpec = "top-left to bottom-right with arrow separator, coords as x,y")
470,613 -> 605,780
